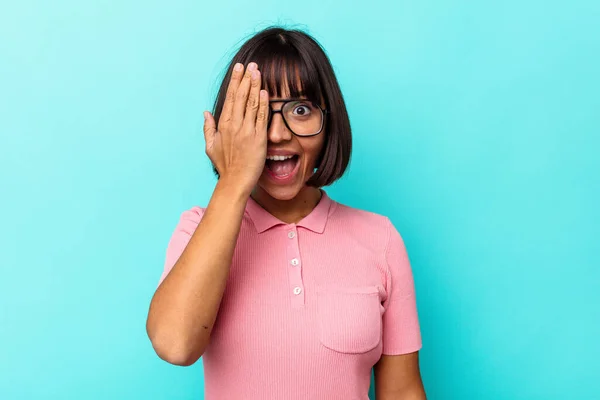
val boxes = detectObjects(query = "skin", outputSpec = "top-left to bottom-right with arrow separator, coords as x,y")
146,61 -> 426,399
374,352 -> 427,399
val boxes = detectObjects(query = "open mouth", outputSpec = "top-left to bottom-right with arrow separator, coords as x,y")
265,154 -> 300,178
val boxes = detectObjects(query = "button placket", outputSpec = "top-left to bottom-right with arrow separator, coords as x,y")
286,225 -> 304,308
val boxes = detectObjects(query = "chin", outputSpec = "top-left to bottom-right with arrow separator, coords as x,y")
257,181 -> 304,201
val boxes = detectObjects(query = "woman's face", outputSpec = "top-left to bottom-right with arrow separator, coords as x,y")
256,85 -> 326,201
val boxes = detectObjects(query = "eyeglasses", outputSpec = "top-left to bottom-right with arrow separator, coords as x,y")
267,99 -> 329,137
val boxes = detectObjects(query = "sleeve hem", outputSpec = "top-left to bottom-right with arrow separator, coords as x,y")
381,342 -> 423,356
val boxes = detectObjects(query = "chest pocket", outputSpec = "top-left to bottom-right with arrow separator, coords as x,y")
315,285 -> 383,354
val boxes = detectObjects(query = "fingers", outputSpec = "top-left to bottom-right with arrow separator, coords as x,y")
254,90 -> 269,136
241,68 -> 262,132
203,111 -> 217,152
231,62 -> 257,129
220,63 -> 244,124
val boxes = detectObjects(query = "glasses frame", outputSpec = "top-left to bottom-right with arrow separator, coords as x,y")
267,98 -> 329,137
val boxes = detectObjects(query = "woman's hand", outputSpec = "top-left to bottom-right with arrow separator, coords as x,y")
203,62 -> 269,196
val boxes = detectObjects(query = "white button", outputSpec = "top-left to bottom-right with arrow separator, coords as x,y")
290,258 -> 299,266
293,286 -> 302,295
288,231 -> 296,239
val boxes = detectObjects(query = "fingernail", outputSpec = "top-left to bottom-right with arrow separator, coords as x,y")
252,70 -> 260,79
248,62 -> 257,71
203,111 -> 208,119
234,63 -> 243,72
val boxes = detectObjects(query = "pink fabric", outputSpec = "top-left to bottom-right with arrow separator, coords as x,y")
159,190 -> 422,399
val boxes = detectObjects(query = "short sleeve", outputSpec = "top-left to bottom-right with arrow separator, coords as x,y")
158,206 -> 205,287
381,217 -> 422,355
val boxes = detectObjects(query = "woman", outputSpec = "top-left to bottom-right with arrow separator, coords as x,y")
146,26 -> 426,399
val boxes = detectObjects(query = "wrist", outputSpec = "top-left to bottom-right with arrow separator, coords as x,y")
214,178 -> 253,204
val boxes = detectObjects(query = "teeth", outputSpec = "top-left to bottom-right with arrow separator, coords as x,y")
266,155 -> 295,161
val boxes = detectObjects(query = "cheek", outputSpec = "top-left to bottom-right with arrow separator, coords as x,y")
301,137 -> 325,170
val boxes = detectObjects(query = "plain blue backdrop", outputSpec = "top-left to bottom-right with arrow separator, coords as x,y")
1,1 -> 599,399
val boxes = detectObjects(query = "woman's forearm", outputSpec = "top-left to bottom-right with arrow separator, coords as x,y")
146,179 -> 249,366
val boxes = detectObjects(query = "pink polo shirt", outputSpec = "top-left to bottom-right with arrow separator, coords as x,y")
158,190 -> 422,399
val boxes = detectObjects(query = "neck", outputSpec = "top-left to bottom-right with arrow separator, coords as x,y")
250,186 -> 323,224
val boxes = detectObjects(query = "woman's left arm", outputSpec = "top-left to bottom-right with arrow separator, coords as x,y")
373,352 -> 426,400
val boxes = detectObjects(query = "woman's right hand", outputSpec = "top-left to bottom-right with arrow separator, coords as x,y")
203,62 -> 269,196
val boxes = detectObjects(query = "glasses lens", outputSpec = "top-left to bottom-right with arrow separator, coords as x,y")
282,101 -> 323,136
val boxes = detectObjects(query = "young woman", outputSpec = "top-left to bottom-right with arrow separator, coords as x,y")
146,26 -> 426,400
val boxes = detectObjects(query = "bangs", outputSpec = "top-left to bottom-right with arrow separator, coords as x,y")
244,40 -> 323,103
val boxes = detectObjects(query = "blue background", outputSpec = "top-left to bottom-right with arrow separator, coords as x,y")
1,1 -> 599,399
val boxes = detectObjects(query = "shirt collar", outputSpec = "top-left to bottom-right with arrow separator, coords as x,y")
245,189 -> 333,234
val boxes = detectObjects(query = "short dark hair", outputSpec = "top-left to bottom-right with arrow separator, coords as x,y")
210,26 -> 352,188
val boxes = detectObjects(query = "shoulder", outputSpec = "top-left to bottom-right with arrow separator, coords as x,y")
331,200 -> 394,231
173,205 -> 206,234
329,200 -> 399,248
181,205 -> 206,220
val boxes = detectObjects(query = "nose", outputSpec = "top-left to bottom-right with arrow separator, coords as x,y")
267,110 -> 293,144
